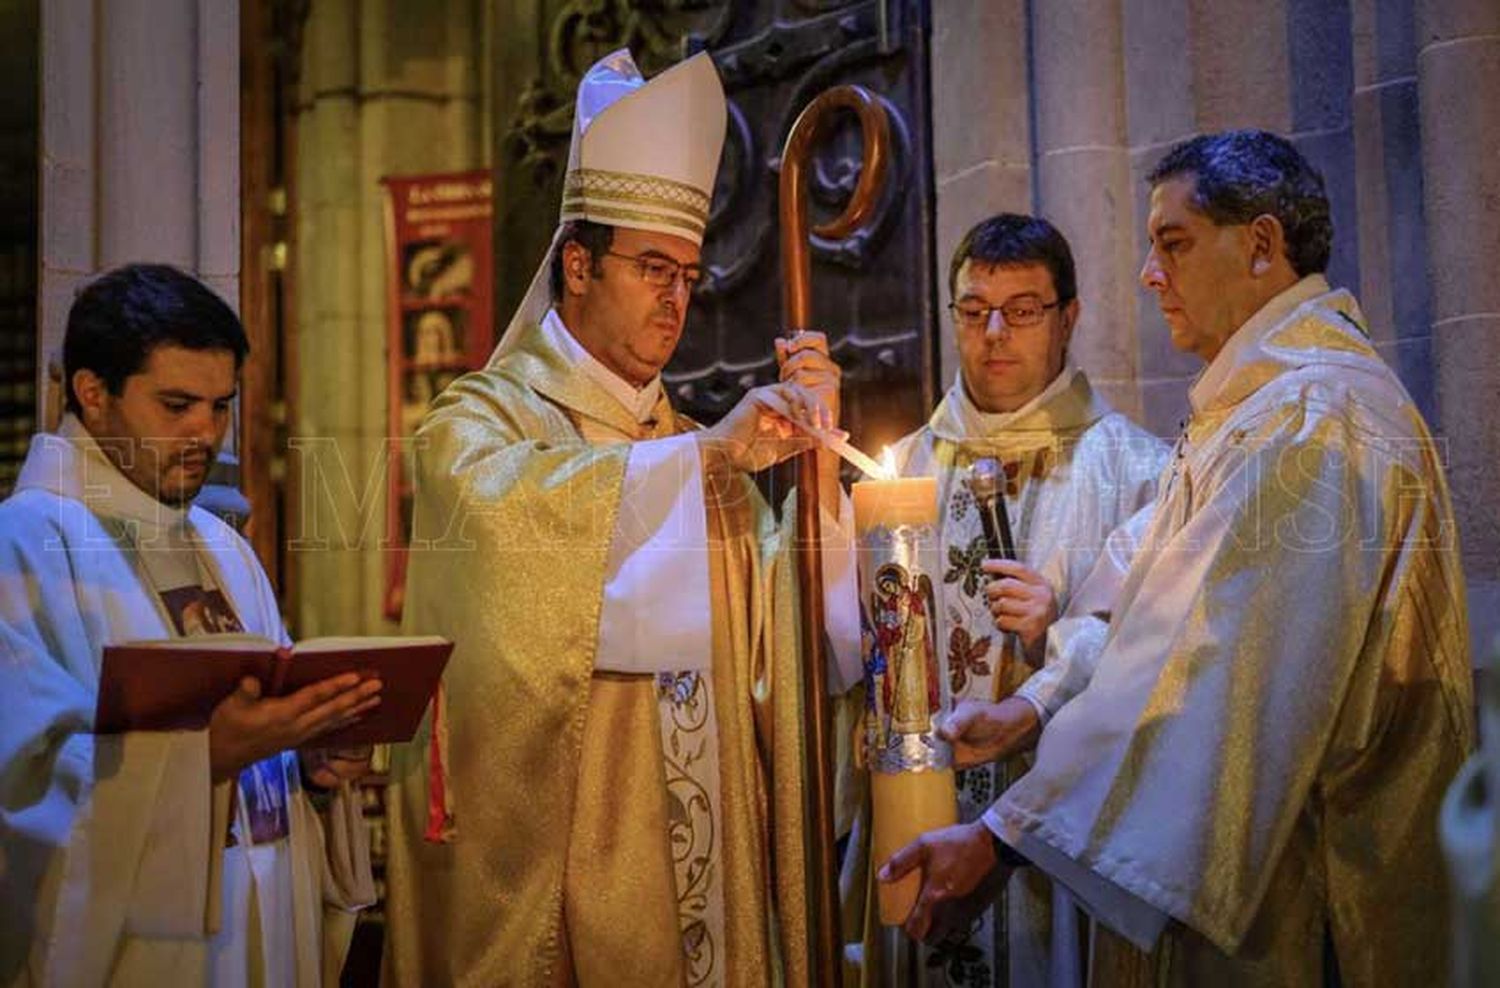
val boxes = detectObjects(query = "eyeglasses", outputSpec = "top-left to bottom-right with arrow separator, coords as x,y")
948,297 -> 1062,330
601,250 -> 704,293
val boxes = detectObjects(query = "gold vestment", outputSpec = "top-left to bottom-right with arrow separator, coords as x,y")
995,277 -> 1475,986
381,321 -> 815,986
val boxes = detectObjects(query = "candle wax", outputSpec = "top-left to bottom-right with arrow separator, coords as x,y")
872,768 -> 958,925
852,475 -> 938,534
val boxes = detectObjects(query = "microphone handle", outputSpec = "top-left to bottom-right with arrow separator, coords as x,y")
979,497 -> 1025,698
978,498 -> 1018,561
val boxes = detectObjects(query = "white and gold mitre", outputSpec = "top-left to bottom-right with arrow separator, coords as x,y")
562,48 -> 725,245
491,49 -> 726,360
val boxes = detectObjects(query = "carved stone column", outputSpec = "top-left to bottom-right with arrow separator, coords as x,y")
929,0 -> 1032,386
1418,0 -> 1500,656
39,0 -> 240,418
1033,0 -> 1140,419
1352,0 -> 1436,423
290,0 -> 484,635
1120,0 -> 1202,433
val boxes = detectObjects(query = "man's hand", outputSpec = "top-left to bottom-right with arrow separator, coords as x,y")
776,331 -> 843,512
209,674 -> 382,782
775,331 -> 840,428
938,697 -> 1041,768
697,380 -> 827,474
878,820 -> 1009,943
300,745 -> 375,789
982,559 -> 1057,665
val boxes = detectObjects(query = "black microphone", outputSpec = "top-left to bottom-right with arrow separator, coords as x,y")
969,458 -> 1030,684
968,458 -> 1017,561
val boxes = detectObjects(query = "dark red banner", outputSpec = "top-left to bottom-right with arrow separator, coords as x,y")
380,170 -> 494,620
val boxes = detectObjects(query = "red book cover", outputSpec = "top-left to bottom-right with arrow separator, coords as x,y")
95,635 -> 452,746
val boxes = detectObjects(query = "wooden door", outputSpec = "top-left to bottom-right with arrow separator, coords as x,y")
491,0 -> 938,456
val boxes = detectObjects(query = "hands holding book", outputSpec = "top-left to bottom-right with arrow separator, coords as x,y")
208,672 -> 382,782
97,634 -> 451,784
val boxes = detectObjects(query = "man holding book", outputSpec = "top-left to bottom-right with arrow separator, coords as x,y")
0,264 -> 378,985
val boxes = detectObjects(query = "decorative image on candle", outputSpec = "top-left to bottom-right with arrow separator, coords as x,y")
853,452 -> 958,927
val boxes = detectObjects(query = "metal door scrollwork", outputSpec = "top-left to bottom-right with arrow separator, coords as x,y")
493,0 -> 936,456
504,1 -> 735,190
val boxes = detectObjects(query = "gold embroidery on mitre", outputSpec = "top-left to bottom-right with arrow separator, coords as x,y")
562,190 -> 709,227
561,187 -> 711,223
564,168 -> 712,222
561,202 -> 707,238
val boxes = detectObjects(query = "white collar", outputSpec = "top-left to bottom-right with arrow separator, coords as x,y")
950,362 -> 1082,435
925,360 -> 1109,449
541,308 -> 665,424
17,416 -> 193,540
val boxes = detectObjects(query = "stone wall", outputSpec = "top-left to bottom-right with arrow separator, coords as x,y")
1417,0 -> 1500,656
929,1 -> 1034,395
39,0 -> 241,413
930,0 -> 1500,660
290,0 -> 486,636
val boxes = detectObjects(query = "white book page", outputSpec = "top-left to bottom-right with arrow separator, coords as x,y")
294,635 -> 449,652
113,633 -> 278,650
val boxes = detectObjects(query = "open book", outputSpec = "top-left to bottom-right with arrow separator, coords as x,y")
95,634 -> 453,747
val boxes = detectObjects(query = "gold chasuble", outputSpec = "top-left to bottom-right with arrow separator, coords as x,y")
992,277 -> 1475,985
383,319 -> 814,987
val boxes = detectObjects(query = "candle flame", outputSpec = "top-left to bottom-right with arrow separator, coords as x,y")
880,446 -> 897,480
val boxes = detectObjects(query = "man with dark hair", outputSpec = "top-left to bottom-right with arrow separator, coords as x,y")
383,51 -> 859,986
854,213 -> 1165,987
58,264 -> 251,504
887,131 -> 1473,984
546,218 -> 614,300
1145,129 -> 1332,282
0,263 -> 377,985
62,263 -> 250,416
948,211 -> 1078,318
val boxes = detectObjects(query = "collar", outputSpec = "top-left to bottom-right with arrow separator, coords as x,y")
1188,274 -> 1335,414
16,415 -> 192,538
541,309 -> 664,425
495,314 -> 676,437
927,362 -> 1111,448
